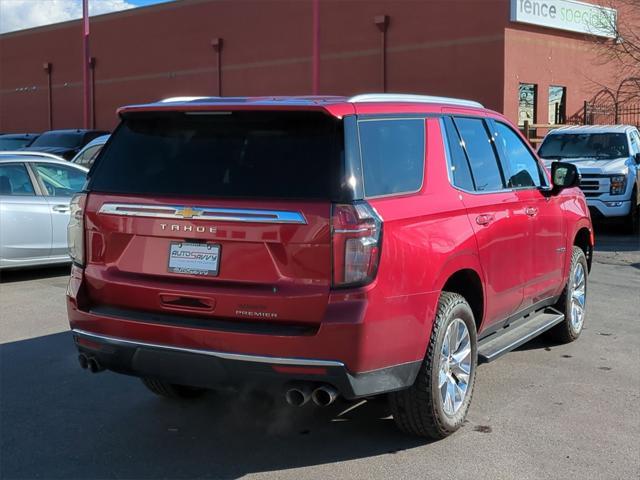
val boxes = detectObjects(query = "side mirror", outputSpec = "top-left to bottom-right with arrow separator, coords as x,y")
634,153 -> 640,165
551,162 -> 581,193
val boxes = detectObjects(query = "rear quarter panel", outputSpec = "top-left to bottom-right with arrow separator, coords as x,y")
362,117 -> 482,369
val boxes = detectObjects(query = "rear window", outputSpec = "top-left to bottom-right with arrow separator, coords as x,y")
31,132 -> 83,148
358,118 -> 425,197
89,111 -> 344,200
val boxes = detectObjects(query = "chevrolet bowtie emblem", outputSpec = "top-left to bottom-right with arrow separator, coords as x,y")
175,207 -> 203,219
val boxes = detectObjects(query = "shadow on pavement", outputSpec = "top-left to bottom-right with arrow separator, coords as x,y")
593,223 -> 639,253
0,332 -> 429,479
0,265 -> 70,284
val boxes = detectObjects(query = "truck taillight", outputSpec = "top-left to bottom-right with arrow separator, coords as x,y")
331,202 -> 382,287
68,193 -> 86,267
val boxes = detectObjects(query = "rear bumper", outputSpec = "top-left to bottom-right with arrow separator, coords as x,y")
72,328 -> 421,399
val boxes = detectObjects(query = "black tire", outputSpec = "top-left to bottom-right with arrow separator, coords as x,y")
548,246 -> 588,343
389,292 -> 477,439
141,378 -> 206,399
624,189 -> 639,235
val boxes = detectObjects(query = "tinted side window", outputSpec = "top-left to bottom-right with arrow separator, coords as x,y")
454,117 -> 504,191
0,164 -> 35,196
358,118 -> 425,197
494,122 -> 543,188
442,117 -> 474,191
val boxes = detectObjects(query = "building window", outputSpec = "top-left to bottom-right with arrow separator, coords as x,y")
548,86 -> 567,125
518,83 -> 537,127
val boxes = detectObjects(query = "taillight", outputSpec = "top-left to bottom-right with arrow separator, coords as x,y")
68,193 -> 86,266
331,202 -> 382,287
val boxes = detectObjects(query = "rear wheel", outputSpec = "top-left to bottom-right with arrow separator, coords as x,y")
548,246 -> 588,343
389,292 -> 477,439
141,378 -> 206,399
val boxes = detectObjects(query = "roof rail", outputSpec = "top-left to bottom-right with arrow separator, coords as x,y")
0,151 -> 65,161
348,93 -> 484,108
159,96 -> 210,103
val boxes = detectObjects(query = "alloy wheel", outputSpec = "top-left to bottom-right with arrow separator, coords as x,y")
439,318 -> 472,416
570,262 -> 586,332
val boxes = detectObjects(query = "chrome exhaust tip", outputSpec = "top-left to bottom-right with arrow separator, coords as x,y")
87,358 -> 104,373
284,384 -> 312,406
311,385 -> 338,407
78,354 -> 88,370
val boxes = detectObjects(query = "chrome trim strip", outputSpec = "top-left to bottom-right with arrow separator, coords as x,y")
72,329 -> 344,367
98,203 -> 307,224
333,227 -> 370,233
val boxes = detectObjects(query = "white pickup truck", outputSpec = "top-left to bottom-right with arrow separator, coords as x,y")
538,125 -> 640,234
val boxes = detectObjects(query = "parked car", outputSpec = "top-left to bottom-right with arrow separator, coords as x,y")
0,154 -> 88,269
71,134 -> 110,167
538,125 -> 640,233
23,129 -> 109,160
0,133 -> 39,150
67,94 -> 592,439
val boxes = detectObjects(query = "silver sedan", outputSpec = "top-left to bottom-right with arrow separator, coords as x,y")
0,153 -> 88,269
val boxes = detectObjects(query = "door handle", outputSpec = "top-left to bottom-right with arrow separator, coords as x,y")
475,214 -> 494,226
52,205 -> 70,213
525,206 -> 539,217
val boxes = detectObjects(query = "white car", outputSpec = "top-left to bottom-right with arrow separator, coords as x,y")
538,125 -> 640,233
0,154 -> 88,269
71,134 -> 110,167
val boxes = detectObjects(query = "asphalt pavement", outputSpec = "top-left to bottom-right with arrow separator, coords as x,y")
1,228 -> 638,480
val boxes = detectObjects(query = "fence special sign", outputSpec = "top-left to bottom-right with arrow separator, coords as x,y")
510,0 -> 617,38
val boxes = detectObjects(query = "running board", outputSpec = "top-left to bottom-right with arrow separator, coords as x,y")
478,308 -> 565,363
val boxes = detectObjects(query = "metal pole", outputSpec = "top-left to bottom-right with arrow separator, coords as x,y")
43,63 -> 53,130
374,16 -> 389,93
211,38 -> 223,96
82,0 -> 90,129
312,0 -> 320,95
89,57 -> 96,129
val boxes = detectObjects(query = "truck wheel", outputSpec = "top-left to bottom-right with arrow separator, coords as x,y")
389,292 -> 477,439
548,247 -> 588,343
625,189 -> 639,235
141,378 -> 206,399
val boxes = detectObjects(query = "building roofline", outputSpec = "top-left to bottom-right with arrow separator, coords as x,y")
0,0 -> 189,38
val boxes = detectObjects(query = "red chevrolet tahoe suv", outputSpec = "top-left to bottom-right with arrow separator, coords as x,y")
67,94 -> 593,438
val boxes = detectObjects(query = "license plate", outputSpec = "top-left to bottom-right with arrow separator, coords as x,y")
168,242 -> 220,276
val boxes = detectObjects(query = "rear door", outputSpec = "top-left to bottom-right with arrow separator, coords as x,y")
0,162 -> 52,264
443,116 -> 528,327
83,110 -> 344,326
32,162 -> 88,257
490,120 -> 566,305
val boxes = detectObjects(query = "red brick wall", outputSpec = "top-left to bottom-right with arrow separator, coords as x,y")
0,0 -> 507,132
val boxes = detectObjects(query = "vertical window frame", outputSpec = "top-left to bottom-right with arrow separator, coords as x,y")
441,116 -> 477,192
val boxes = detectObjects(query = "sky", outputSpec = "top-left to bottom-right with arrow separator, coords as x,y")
0,0 -> 175,34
